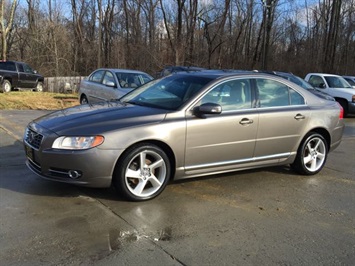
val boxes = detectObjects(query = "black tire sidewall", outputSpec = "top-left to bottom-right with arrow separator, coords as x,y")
113,143 -> 171,201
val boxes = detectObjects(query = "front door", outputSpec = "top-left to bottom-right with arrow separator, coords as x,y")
185,78 -> 259,176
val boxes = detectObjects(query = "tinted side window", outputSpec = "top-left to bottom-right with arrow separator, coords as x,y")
18,64 -> 24,72
89,70 -> 105,83
22,64 -> 34,73
0,62 -> 16,71
200,79 -> 252,111
256,78 -> 304,107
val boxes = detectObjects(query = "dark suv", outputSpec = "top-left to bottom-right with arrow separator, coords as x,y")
0,61 -> 44,93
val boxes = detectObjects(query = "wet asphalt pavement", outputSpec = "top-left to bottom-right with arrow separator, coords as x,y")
1,110 -> 355,265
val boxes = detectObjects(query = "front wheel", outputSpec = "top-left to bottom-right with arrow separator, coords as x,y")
1,80 -> 12,93
291,132 -> 328,175
113,143 -> 171,201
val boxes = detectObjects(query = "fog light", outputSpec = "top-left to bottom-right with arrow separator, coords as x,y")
68,170 -> 82,179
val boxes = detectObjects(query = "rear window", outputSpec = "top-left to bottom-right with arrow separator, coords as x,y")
0,62 -> 16,71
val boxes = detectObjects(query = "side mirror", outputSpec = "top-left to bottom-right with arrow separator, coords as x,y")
105,81 -> 116,87
319,83 -> 326,89
193,103 -> 222,118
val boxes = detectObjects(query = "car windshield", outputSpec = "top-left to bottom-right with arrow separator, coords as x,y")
120,75 -> 213,110
344,78 -> 355,86
325,76 -> 352,88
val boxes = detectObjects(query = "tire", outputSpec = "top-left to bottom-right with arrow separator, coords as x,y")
1,80 -> 12,93
113,143 -> 171,201
291,132 -> 328,175
35,82 -> 44,92
337,99 -> 348,117
80,95 -> 88,105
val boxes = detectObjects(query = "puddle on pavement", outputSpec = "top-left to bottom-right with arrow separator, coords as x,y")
108,226 -> 173,251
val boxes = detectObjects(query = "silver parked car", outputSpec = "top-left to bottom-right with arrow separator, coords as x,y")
78,68 -> 153,104
24,72 -> 345,201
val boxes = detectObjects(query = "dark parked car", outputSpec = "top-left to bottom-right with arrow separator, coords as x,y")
0,60 -> 44,92
24,72 -> 344,201
78,68 -> 153,104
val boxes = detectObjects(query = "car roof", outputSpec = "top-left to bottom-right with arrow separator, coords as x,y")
95,68 -> 150,74
167,69 -> 287,80
307,73 -> 343,77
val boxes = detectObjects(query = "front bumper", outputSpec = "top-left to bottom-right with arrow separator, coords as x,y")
24,140 -> 123,188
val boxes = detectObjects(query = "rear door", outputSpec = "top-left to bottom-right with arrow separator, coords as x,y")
17,63 -> 38,88
252,78 -> 310,162
185,78 -> 259,175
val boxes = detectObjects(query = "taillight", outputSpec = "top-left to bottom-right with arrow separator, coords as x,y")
337,103 -> 344,119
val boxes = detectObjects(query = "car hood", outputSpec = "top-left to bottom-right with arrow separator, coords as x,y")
32,101 -> 167,135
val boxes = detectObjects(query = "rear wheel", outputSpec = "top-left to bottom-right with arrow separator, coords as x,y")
291,132 -> 328,175
80,95 -> 88,105
1,80 -> 12,93
113,143 -> 171,201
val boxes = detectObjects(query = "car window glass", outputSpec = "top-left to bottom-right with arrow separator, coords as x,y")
324,76 -> 352,88
116,73 -> 153,88
23,64 -> 34,73
256,78 -> 302,107
89,70 -> 105,83
289,89 -> 305,105
308,75 -> 324,87
345,78 -> 355,86
199,79 -> 252,111
121,75 -> 213,110
18,64 -> 24,72
0,62 -> 17,71
102,71 -> 115,86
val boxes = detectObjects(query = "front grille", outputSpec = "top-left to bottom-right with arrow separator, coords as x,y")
24,128 -> 43,150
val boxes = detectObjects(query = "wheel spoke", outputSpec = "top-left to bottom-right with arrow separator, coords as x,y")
303,154 -> 312,165
126,168 -> 141,179
149,158 -> 164,171
133,180 -> 147,195
313,139 -> 321,150
310,157 -> 317,170
149,175 -> 162,188
139,151 -> 147,169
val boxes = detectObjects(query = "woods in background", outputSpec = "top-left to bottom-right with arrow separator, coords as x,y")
1,0 -> 354,77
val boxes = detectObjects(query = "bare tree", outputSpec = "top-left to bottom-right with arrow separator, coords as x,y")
0,0 -> 17,60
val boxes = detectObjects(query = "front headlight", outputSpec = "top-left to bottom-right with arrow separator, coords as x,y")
52,136 -> 104,150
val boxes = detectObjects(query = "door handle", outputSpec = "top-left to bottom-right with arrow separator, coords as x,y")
239,118 -> 253,125
294,114 -> 305,120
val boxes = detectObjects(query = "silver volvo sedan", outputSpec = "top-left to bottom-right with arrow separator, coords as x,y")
24,71 -> 345,201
